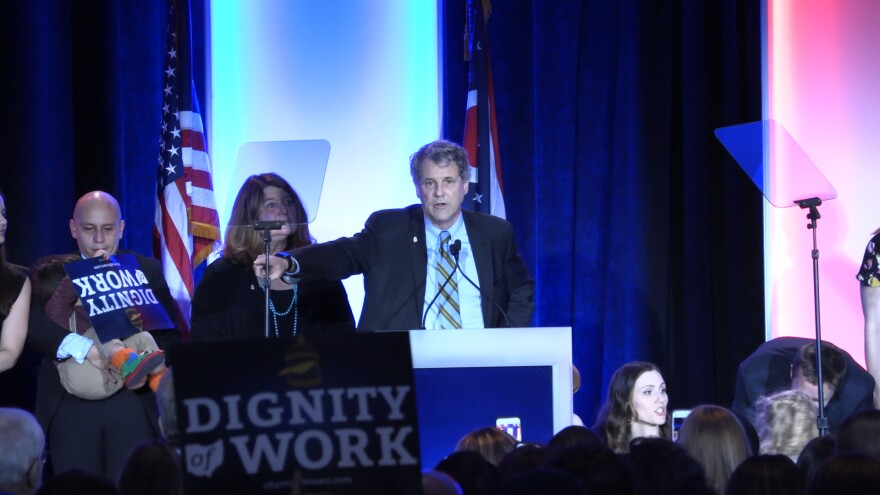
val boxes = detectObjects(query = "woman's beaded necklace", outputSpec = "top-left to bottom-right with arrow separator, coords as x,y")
269,283 -> 299,337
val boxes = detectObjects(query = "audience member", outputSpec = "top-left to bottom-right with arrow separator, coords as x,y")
0,190 -> 31,374
498,466 -> 588,495
725,454 -> 804,495
547,439 -> 631,495
677,405 -> 752,495
0,408 -> 44,495
626,437 -> 714,495
260,139 -> 535,330
796,435 -> 835,482
834,409 -> 880,461
571,364 -> 585,425
593,361 -> 669,453
495,444 -> 547,483
26,191 -> 182,479
755,390 -> 818,462
190,173 -> 355,341
805,453 -> 880,495
422,470 -> 463,495
455,427 -> 518,465
435,450 -> 500,495
34,470 -> 119,495
546,425 -> 601,452
117,440 -> 184,495
733,337 -> 874,433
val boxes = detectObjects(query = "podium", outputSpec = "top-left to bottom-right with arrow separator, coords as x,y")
408,327 -> 574,468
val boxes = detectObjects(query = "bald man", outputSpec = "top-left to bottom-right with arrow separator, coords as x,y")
27,191 -> 181,479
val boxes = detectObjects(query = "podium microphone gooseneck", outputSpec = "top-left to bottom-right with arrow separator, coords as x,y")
252,221 -> 285,338
454,244 -> 512,328
422,240 -> 512,329
421,240 -> 462,329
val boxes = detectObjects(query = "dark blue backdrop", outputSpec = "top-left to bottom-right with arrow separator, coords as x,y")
2,0 -> 765,424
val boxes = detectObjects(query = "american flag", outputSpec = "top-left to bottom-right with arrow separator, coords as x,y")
153,0 -> 220,333
463,0 -> 506,218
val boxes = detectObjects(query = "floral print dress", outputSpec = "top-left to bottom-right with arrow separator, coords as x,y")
857,233 -> 880,287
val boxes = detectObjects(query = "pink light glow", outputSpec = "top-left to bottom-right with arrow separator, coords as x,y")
767,0 -> 880,367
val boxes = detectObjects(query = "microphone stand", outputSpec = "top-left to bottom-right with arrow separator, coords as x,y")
262,229 -> 272,339
252,221 -> 283,339
795,197 -> 828,436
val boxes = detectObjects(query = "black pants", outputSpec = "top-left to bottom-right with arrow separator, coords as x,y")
47,389 -> 157,480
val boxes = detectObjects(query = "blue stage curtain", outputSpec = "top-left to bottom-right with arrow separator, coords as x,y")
442,0 -> 765,425
2,1 -> 166,264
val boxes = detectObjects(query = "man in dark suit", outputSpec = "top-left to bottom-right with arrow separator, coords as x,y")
262,140 -> 534,330
732,336 -> 876,433
26,191 -> 181,479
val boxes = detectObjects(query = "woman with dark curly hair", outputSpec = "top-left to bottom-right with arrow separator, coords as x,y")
190,173 -> 354,340
0,191 -> 30,374
592,361 -> 669,453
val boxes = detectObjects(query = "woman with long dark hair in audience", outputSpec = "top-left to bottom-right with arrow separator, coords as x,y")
856,225 -> 880,408
678,405 -> 753,495
592,361 -> 669,453
190,173 -> 354,340
0,190 -> 30,373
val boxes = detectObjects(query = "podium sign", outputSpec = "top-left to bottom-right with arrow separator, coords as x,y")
170,332 -> 421,495
63,254 -> 174,341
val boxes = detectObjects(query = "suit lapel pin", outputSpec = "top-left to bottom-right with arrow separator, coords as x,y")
413,236 -> 417,243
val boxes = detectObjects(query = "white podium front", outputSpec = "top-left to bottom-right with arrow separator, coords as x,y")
407,327 -> 574,469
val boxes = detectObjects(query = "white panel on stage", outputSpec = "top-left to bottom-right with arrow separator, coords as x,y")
408,327 -> 573,469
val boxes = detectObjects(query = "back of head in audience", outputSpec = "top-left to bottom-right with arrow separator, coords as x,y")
804,453 -> 880,495
422,470 -> 463,495
626,437 -> 714,495
35,470 -> 120,495
495,444 -> 547,483
677,405 -> 752,495
547,439 -> 630,495
725,454 -> 804,495
499,466 -> 587,495
436,450 -> 500,495
834,409 -> 880,461
796,435 -> 835,481
546,425 -> 601,453
118,440 -> 184,495
755,390 -> 818,462
0,407 -> 45,495
455,426 -> 517,465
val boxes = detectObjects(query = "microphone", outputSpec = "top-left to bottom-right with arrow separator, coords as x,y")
421,241 -> 462,329
450,239 -> 462,260
251,220 -> 286,231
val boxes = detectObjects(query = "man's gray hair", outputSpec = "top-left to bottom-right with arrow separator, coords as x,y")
409,140 -> 471,184
0,408 -> 44,488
